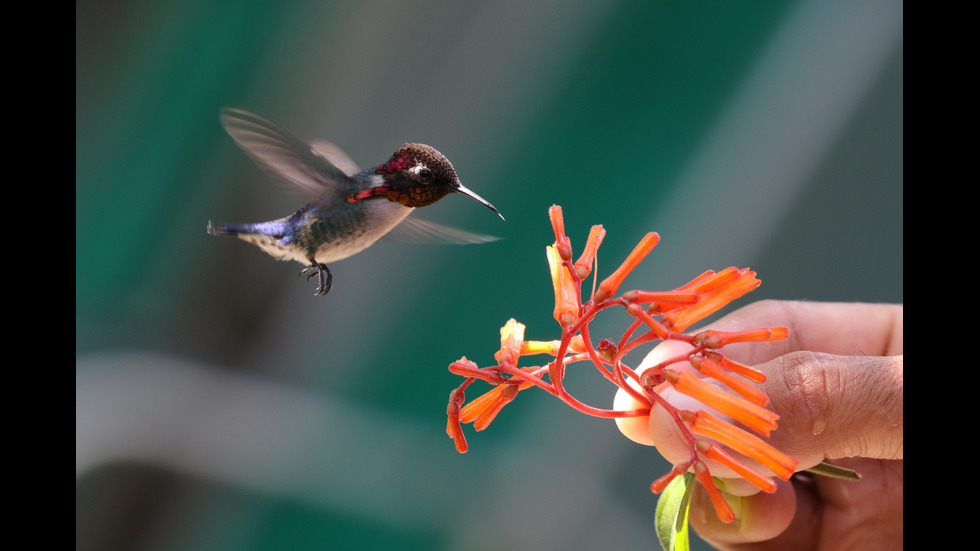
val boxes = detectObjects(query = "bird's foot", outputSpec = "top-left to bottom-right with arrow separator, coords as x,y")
299,262 -> 332,296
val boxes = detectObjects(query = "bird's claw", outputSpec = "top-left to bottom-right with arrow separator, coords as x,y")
299,262 -> 332,296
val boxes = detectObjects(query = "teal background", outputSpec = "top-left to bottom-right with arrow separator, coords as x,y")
77,1 -> 902,550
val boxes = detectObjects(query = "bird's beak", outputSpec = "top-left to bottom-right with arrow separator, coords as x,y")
454,181 -> 505,220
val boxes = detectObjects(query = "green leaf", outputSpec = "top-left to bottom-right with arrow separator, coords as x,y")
655,473 -> 695,551
806,461 -> 862,480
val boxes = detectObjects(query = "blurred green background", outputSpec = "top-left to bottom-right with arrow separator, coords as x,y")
77,1 -> 902,550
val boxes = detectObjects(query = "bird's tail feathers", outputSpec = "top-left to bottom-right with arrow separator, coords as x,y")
207,220 -> 289,238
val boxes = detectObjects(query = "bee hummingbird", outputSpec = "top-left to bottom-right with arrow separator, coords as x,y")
208,107 -> 504,296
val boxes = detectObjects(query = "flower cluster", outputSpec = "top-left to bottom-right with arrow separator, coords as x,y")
444,205 -> 798,522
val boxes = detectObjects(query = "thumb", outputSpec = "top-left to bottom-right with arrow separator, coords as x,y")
761,351 -> 903,469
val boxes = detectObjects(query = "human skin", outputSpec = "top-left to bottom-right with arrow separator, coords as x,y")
615,300 -> 903,550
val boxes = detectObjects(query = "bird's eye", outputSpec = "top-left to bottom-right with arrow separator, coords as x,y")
418,168 -> 433,182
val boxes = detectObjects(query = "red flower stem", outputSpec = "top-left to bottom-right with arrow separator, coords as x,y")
616,328 -> 671,359
566,295 -> 663,410
563,293 -> 658,409
533,332 -> 654,419
577,323 -> 615,380
625,303 -> 673,340
617,318 -> 645,350
614,362 -> 651,408
634,349 -> 697,387
596,326 -> 658,408
612,353 -> 654,408
561,353 -> 601,365
645,387 -> 700,453
549,350 -> 652,418
548,295 -> 615,396
618,364 -> 646,395
563,297 -> 634,383
548,350 -> 568,397
451,378 -> 474,395
558,392 -> 651,418
494,363 -> 557,395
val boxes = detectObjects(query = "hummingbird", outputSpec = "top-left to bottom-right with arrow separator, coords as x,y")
208,107 -> 504,296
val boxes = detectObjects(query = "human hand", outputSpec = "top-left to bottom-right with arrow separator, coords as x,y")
616,300 -> 903,550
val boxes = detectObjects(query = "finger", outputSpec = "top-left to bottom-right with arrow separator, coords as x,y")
691,300 -> 903,366
635,350 -> 903,476
762,352 -> 903,466
691,457 -> 903,550
614,301 -> 903,458
688,477 -> 799,551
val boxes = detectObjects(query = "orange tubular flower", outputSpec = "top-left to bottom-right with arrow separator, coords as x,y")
625,290 -> 700,307
573,225 -> 606,280
448,358 -> 506,385
706,351 -> 767,384
689,355 -> 769,407
547,245 -> 579,329
694,461 -> 735,523
595,232 -> 660,303
665,369 -> 779,436
699,441 -> 777,493
683,410 -> 798,480
443,205 -> 795,526
662,268 -> 761,332
694,327 -> 790,348
469,385 -> 519,431
495,319 -> 525,367
457,384 -> 520,429
446,387 -> 468,453
520,334 -> 587,356
549,204 -> 573,261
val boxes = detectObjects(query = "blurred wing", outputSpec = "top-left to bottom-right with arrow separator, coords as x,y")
384,215 -> 500,244
310,139 -> 360,176
220,107 -> 354,196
